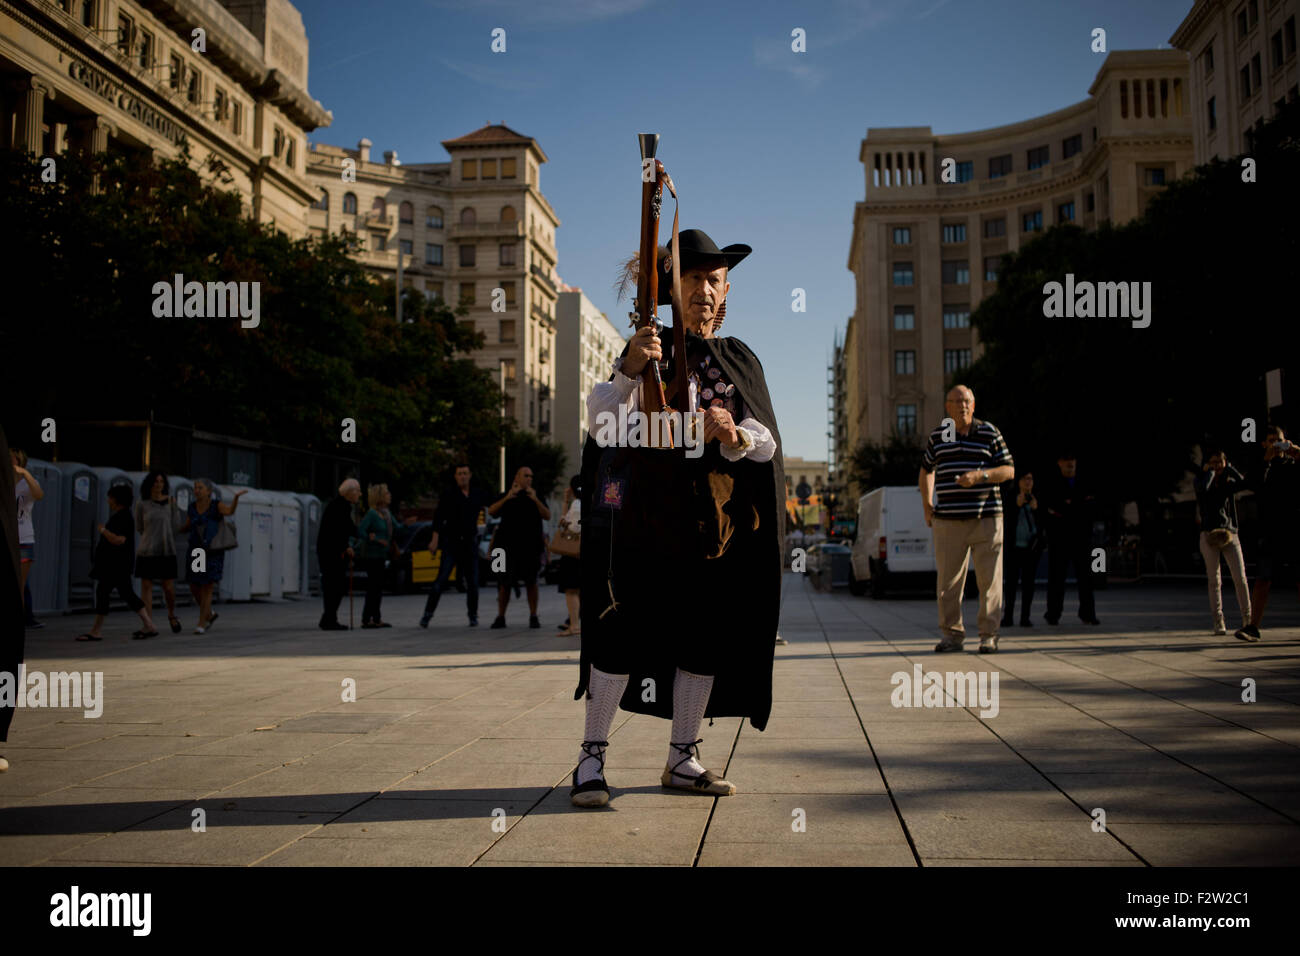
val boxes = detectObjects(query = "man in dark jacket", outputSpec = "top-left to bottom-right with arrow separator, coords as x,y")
0,425 -> 25,772
317,478 -> 360,630
1001,470 -> 1043,628
1042,452 -> 1100,626
420,463 -> 490,628
1239,425 -> 1300,641
1194,447 -> 1250,636
571,228 -> 784,809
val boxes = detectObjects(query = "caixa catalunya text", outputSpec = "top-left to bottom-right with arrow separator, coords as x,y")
151,274 -> 261,329
0,666 -> 104,718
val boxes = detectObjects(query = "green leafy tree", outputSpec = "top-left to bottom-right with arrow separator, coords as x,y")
0,147 -> 508,507
847,432 -> 926,494
962,99 -> 1300,509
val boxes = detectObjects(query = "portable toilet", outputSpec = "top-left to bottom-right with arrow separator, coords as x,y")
293,493 -> 322,595
24,458 -> 67,614
216,485 -> 275,601
265,492 -> 303,597
126,472 -> 194,581
57,462 -> 98,605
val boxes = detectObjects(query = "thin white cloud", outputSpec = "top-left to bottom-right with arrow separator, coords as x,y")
427,0 -> 654,26
438,57 -> 542,93
916,0 -> 952,20
753,0 -> 899,88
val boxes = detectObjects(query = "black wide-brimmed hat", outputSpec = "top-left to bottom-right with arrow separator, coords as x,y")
655,229 -> 750,305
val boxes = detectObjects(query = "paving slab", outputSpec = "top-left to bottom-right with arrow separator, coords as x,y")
2,579 -> 1296,866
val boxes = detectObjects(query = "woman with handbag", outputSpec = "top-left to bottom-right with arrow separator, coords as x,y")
553,475 -> 582,637
182,478 -> 245,635
1195,448 -> 1251,636
134,471 -> 183,634
357,483 -> 396,629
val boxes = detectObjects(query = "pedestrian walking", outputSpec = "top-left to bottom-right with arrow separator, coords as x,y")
0,427 -> 26,773
357,483 -> 395,628
919,385 -> 1016,654
11,448 -> 44,629
487,466 -> 549,629
419,463 -> 488,629
554,475 -> 582,637
1194,447 -> 1250,637
83,485 -> 155,641
317,478 -> 360,631
1001,470 -> 1043,628
1042,451 -> 1101,626
134,471 -> 183,634
1239,426 -> 1300,642
181,478 -> 245,635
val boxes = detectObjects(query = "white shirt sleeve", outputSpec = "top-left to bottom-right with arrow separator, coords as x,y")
564,499 -> 581,534
587,370 -> 642,441
720,418 -> 777,463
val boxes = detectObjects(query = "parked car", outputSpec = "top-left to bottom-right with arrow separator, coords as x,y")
807,542 -> 852,590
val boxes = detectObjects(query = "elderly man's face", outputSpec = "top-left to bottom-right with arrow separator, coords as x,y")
679,261 -> 729,335
945,388 -> 974,428
343,483 -> 361,503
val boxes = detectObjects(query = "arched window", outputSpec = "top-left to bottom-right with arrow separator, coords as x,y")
426,205 -> 444,229
460,207 -> 476,226
500,205 -> 516,222
399,201 -> 413,224
342,192 -> 357,214
372,196 -> 386,218
312,189 -> 328,211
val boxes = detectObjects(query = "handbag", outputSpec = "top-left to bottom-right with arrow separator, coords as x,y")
210,513 -> 238,552
548,518 -> 581,558
1206,528 -> 1233,550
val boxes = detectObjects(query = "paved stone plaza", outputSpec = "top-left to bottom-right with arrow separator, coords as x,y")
1,575 -> 1297,867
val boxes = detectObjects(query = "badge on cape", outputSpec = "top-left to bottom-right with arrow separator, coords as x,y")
600,475 -> 625,510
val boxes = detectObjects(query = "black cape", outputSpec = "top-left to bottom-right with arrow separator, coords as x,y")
574,333 -> 785,731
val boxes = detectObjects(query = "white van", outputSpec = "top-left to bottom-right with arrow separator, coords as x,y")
850,486 -> 935,597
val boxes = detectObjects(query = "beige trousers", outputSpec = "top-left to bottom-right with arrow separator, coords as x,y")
932,515 -> 1004,641
1198,531 -> 1251,628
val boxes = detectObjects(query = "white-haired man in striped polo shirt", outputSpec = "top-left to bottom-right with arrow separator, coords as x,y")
918,385 -> 1016,654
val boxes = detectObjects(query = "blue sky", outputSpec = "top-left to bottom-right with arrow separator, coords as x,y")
296,0 -> 1196,459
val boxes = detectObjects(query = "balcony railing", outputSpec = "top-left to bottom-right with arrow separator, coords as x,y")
448,220 -> 525,239
530,263 -> 557,293
362,212 -> 391,230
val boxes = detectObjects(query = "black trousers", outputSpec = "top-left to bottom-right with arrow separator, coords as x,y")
320,559 -> 347,625
1002,546 -> 1039,623
1046,540 -> 1095,621
94,575 -> 145,616
422,540 -> 479,620
361,557 -> 385,624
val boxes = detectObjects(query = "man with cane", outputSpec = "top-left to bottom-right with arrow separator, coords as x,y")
318,479 -> 361,631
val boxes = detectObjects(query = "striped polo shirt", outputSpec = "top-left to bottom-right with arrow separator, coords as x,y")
921,418 -> 1013,518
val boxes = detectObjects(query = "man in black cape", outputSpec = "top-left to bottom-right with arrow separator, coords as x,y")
570,229 -> 785,808
317,478 -> 361,630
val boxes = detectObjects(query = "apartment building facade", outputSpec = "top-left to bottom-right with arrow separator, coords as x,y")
1171,0 -> 1298,160
306,124 -> 563,440
2,0 -> 332,235
839,50 -> 1194,461
555,285 -> 626,478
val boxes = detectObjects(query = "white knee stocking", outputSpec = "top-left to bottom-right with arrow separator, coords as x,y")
577,667 -> 628,785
